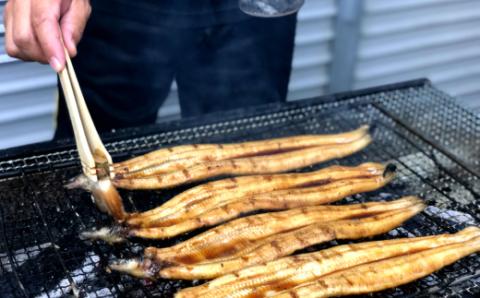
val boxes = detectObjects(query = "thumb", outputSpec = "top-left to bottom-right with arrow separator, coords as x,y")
60,0 -> 92,57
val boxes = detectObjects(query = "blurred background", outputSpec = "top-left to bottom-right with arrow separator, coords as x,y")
0,0 -> 479,149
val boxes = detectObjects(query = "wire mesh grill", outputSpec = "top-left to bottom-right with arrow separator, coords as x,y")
1,81 -> 479,297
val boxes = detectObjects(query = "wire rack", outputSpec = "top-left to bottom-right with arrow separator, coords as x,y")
1,80 -> 479,297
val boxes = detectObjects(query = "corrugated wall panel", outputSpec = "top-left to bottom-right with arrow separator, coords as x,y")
355,0 -> 480,110
355,41 -> 480,88
287,0 -> 335,101
0,0 -> 57,149
0,1 -> 4,26
365,0 -> 453,13
0,86 -> 55,123
363,0 -> 480,36
358,19 -> 480,60
0,113 -> 54,149
0,63 -> 56,149
0,60 -> 56,93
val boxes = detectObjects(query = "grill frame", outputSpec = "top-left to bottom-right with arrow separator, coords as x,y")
1,79 -> 480,297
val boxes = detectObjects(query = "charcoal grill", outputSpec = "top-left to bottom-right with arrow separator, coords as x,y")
1,79 -> 480,297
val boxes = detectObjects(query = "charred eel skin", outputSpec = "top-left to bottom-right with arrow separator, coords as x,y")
273,232 -> 480,298
112,134 -> 372,190
176,227 -> 480,298
114,125 -> 371,175
81,163 -> 395,241
109,197 -> 424,280
126,162 -> 391,227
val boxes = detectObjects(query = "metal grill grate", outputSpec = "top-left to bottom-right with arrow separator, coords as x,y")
1,80 -> 480,297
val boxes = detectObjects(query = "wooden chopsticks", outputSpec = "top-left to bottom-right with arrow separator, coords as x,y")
58,46 -> 113,181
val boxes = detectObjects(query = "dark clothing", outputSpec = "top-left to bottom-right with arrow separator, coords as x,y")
94,0 -> 249,28
55,0 -> 297,138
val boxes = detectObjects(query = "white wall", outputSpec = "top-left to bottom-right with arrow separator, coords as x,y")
355,0 -> 480,110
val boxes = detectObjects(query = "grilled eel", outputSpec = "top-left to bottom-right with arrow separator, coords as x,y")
76,162 -> 393,228
126,162 -> 393,227
81,168 -> 395,243
128,175 -> 396,239
111,134 -> 372,190
109,198 -> 424,279
272,233 -> 480,298
83,175 -> 395,242
114,125 -> 370,175
176,227 -> 480,298
82,178 -> 396,244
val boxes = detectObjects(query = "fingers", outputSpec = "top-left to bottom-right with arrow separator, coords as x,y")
31,0 -> 66,72
3,0 -> 90,71
4,0 -> 66,70
60,0 -> 92,57
11,0 -> 46,62
4,1 -> 21,59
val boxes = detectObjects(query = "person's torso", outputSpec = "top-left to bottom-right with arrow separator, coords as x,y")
92,0 -> 249,28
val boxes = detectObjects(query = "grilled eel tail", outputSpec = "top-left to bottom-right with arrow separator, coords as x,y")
66,176 -> 126,221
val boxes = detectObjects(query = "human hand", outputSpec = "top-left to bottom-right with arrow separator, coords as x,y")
3,0 -> 91,72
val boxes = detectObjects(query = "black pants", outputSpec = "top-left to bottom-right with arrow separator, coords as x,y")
55,1 -> 297,139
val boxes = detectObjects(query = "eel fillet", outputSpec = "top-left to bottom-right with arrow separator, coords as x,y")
110,198 -> 423,279
112,134 -> 372,190
272,234 -> 480,298
79,163 -> 394,241
176,226 -> 480,298
127,174 -> 395,239
126,162 -> 392,227
114,125 -> 370,175
82,190 -> 401,244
